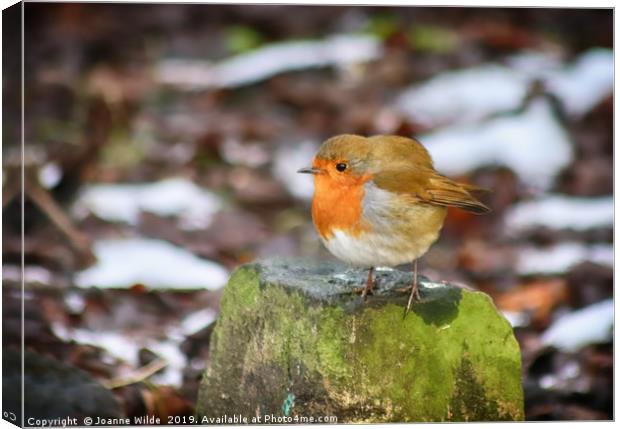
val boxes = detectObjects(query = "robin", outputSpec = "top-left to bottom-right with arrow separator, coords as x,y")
298,134 -> 489,313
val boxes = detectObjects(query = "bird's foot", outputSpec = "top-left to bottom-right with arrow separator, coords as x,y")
354,285 -> 374,301
404,261 -> 420,316
354,267 -> 375,302
403,282 -> 421,316
405,274 -> 421,317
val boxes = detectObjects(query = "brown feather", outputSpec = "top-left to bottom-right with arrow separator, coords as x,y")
373,167 -> 490,214
426,173 -> 490,214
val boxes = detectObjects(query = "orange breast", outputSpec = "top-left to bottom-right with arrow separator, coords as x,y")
311,164 -> 372,239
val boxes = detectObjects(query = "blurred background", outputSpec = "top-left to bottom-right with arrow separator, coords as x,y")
2,2 -> 613,422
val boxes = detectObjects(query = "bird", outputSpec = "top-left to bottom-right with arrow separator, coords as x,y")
298,134 -> 489,314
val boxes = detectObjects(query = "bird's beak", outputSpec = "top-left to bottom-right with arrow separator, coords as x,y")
297,167 -> 324,175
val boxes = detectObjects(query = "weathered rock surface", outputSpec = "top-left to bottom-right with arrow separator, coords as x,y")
196,259 -> 524,423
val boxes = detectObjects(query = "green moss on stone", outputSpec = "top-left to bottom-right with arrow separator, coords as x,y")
197,259 -> 524,422
450,354 -> 506,421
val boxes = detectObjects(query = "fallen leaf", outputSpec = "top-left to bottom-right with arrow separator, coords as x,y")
496,278 -> 568,328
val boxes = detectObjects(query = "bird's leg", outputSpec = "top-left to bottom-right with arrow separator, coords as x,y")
405,260 -> 420,314
355,267 -> 375,301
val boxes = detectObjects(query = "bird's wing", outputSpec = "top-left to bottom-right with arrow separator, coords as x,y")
372,167 -> 490,214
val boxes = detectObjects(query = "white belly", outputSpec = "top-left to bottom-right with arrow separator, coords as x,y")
322,228 -> 437,267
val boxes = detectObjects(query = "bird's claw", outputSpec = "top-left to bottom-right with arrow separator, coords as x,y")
354,267 -> 376,303
354,285 -> 374,301
404,284 -> 421,316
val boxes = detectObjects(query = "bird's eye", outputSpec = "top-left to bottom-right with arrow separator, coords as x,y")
336,163 -> 347,172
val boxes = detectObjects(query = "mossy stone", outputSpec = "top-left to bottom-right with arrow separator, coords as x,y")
196,259 -> 524,423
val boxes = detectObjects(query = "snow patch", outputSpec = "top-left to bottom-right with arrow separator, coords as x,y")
395,65 -> 529,127
541,299 -> 613,352
52,326 -> 139,365
179,308 -> 217,336
65,292 -> 86,314
505,195 -> 613,232
545,48 -> 613,117
39,162 -> 63,189
75,177 -> 222,230
502,310 -> 531,328
505,50 -> 563,77
51,325 -> 188,387
75,238 -> 228,290
421,99 -> 573,190
147,341 -> 187,386
3,265 -> 53,286
156,34 -> 381,90
395,48 -> 612,126
273,140 -> 320,201
517,242 -> 613,275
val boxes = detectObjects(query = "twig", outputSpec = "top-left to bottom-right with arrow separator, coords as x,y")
24,167 -> 97,266
103,358 -> 169,390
